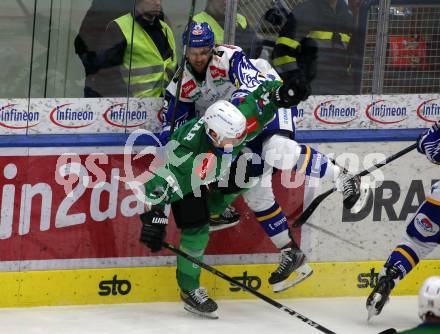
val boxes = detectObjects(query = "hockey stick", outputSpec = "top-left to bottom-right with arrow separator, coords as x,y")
292,143 -> 417,228
169,0 -> 197,134
163,242 -> 336,334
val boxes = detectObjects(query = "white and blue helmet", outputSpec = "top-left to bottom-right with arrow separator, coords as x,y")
182,22 -> 215,48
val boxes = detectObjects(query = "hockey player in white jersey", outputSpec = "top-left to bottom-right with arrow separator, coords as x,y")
160,22 -> 369,292
367,121 -> 440,320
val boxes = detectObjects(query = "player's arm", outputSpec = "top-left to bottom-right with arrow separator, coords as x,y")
140,132 -> 197,252
144,140 -> 197,207
417,121 -> 440,164
158,71 -> 196,144
234,77 -> 310,125
226,46 -> 266,93
139,171 -> 174,253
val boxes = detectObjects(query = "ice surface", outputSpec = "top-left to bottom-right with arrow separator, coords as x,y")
0,296 -> 419,334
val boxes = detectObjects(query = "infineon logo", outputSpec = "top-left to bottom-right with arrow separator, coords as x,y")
365,100 -> 407,124
417,98 -> 440,123
0,103 -> 40,129
103,103 -> 148,128
314,100 -> 357,125
50,103 -> 94,128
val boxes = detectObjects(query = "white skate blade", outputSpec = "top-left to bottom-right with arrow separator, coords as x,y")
366,305 -> 376,322
183,304 -> 219,319
209,220 -> 240,232
272,264 -> 313,293
351,181 -> 372,214
366,293 -> 382,321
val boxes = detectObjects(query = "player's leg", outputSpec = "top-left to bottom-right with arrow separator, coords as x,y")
366,181 -> 440,319
171,188 -> 218,319
207,147 -> 267,232
206,139 -> 314,291
242,169 -> 313,292
206,150 -> 258,232
262,133 -> 370,211
207,189 -> 243,232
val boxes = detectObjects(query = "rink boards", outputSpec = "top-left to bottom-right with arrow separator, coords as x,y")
0,141 -> 439,307
0,260 -> 439,307
1,94 -> 440,308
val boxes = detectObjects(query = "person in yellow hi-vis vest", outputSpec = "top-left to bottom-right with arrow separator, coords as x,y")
194,0 -> 262,57
89,0 -> 176,97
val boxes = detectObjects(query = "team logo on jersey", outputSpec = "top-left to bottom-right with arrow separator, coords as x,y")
180,80 -> 197,99
50,103 -> 94,128
236,59 -> 261,88
192,24 -> 204,35
314,100 -> 357,125
195,151 -> 216,180
414,213 -> 439,237
210,65 -> 227,79
365,100 -> 408,124
246,116 -> 259,134
417,98 -> 440,123
0,103 -> 40,129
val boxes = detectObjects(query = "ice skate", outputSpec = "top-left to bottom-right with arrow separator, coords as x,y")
269,242 -> 313,292
337,172 -> 371,213
209,206 -> 240,232
180,287 -> 219,319
366,266 -> 400,321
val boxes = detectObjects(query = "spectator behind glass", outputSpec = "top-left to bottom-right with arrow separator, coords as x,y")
75,0 -> 176,98
193,0 -> 262,58
74,0 -> 133,97
272,0 -> 356,95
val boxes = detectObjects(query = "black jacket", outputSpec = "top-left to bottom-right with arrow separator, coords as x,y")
272,0 -> 356,95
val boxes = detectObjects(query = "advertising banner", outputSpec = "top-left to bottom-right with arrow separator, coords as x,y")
301,141 -> 440,262
0,146 -> 304,271
1,95 -> 439,308
2,141 -> 439,269
1,94 -> 439,135
0,98 -> 163,135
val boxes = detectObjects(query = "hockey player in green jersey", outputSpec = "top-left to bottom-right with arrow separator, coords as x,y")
383,276 -> 440,333
145,79 -> 288,201
156,22 -> 370,297
140,78 -> 302,319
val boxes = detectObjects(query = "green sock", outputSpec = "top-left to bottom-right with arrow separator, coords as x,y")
208,188 -> 246,216
176,224 -> 209,292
